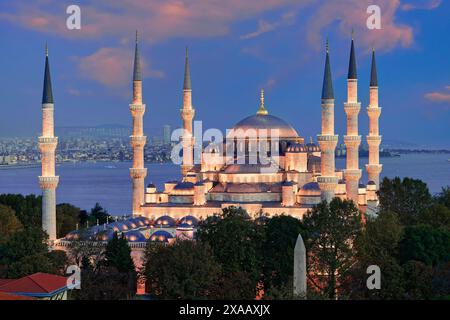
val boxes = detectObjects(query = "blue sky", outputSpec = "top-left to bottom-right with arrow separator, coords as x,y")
0,0 -> 449,147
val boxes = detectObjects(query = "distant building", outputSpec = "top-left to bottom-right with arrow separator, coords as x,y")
163,125 -> 171,145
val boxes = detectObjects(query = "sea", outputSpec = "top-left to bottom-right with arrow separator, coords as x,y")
0,154 -> 448,216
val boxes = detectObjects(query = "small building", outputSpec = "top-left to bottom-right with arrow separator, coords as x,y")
0,273 -> 69,300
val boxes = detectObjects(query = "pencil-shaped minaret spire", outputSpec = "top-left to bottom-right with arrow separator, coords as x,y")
317,39 -> 339,202
39,44 -> 59,241
129,31 -> 147,215
181,47 -> 195,176
343,34 -> 362,203
366,49 -> 382,189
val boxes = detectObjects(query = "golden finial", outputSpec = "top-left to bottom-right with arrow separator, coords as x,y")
45,42 -> 48,57
257,89 -> 268,115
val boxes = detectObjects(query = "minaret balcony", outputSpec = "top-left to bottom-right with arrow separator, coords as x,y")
343,135 -> 361,148
367,106 -> 382,117
366,135 -> 382,147
317,176 -> 339,190
344,169 -> 362,180
130,135 -> 147,148
366,164 -> 382,173
38,136 -> 58,144
180,108 -> 195,121
344,102 -> 361,115
38,176 -> 59,189
317,135 -> 338,150
130,168 -> 147,179
129,103 -> 146,115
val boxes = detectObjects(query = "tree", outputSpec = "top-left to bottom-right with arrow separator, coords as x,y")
0,226 -> 63,278
72,265 -> 136,300
0,194 -> 42,228
143,241 -> 221,299
378,177 -> 432,225
418,204 -> 450,231
263,215 -> 305,291
402,260 -> 433,299
56,203 -> 81,238
399,224 -> 450,266
0,204 -> 23,245
104,232 -> 135,273
434,186 -> 450,208
196,206 -> 265,298
302,198 -> 362,299
350,211 -> 405,299
89,203 -> 111,225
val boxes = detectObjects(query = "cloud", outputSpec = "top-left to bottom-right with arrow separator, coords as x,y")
240,11 -> 297,40
76,47 -> 164,88
401,0 -> 442,11
305,0 -> 414,52
0,0 -> 300,41
424,86 -> 450,104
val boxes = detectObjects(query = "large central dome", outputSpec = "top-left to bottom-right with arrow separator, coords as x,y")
230,114 -> 299,139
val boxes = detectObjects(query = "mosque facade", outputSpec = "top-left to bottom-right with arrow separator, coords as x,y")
41,33 -> 382,246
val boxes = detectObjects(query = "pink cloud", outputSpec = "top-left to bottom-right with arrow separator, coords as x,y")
0,0 -> 300,41
424,86 -> 450,104
401,0 -> 442,11
76,47 -> 163,88
305,0 -> 413,52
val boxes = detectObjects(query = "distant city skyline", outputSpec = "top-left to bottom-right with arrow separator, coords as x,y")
0,1 -> 449,148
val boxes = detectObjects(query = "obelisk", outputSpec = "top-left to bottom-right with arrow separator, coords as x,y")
293,234 -> 307,299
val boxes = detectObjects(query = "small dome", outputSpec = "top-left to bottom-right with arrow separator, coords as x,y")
305,143 -> 320,153
155,215 -> 176,227
367,180 -> 376,185
65,230 -> 80,240
107,222 -> 129,232
286,143 -> 306,153
255,215 -> 269,225
147,183 -> 156,188
178,215 -> 199,227
124,230 -> 147,242
128,217 -> 146,228
150,230 -> 174,243
298,182 -> 321,196
93,229 -> 115,241
122,220 -> 138,230
174,182 -> 195,190
133,216 -> 152,226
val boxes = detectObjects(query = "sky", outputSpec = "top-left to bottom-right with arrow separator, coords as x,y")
0,0 -> 449,147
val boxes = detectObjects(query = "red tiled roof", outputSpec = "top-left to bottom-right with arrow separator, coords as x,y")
0,273 -> 68,295
0,291 -> 36,300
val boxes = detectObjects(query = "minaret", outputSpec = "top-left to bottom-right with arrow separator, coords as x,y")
129,31 -> 147,215
343,33 -> 362,203
180,47 -> 195,176
366,49 -> 382,188
317,40 -> 339,202
39,44 -> 59,241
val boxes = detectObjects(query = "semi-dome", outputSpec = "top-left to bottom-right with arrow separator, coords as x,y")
150,230 -> 174,243
298,182 -> 321,196
178,215 -> 199,227
155,215 -> 176,227
228,114 -> 299,139
124,230 -> 147,242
